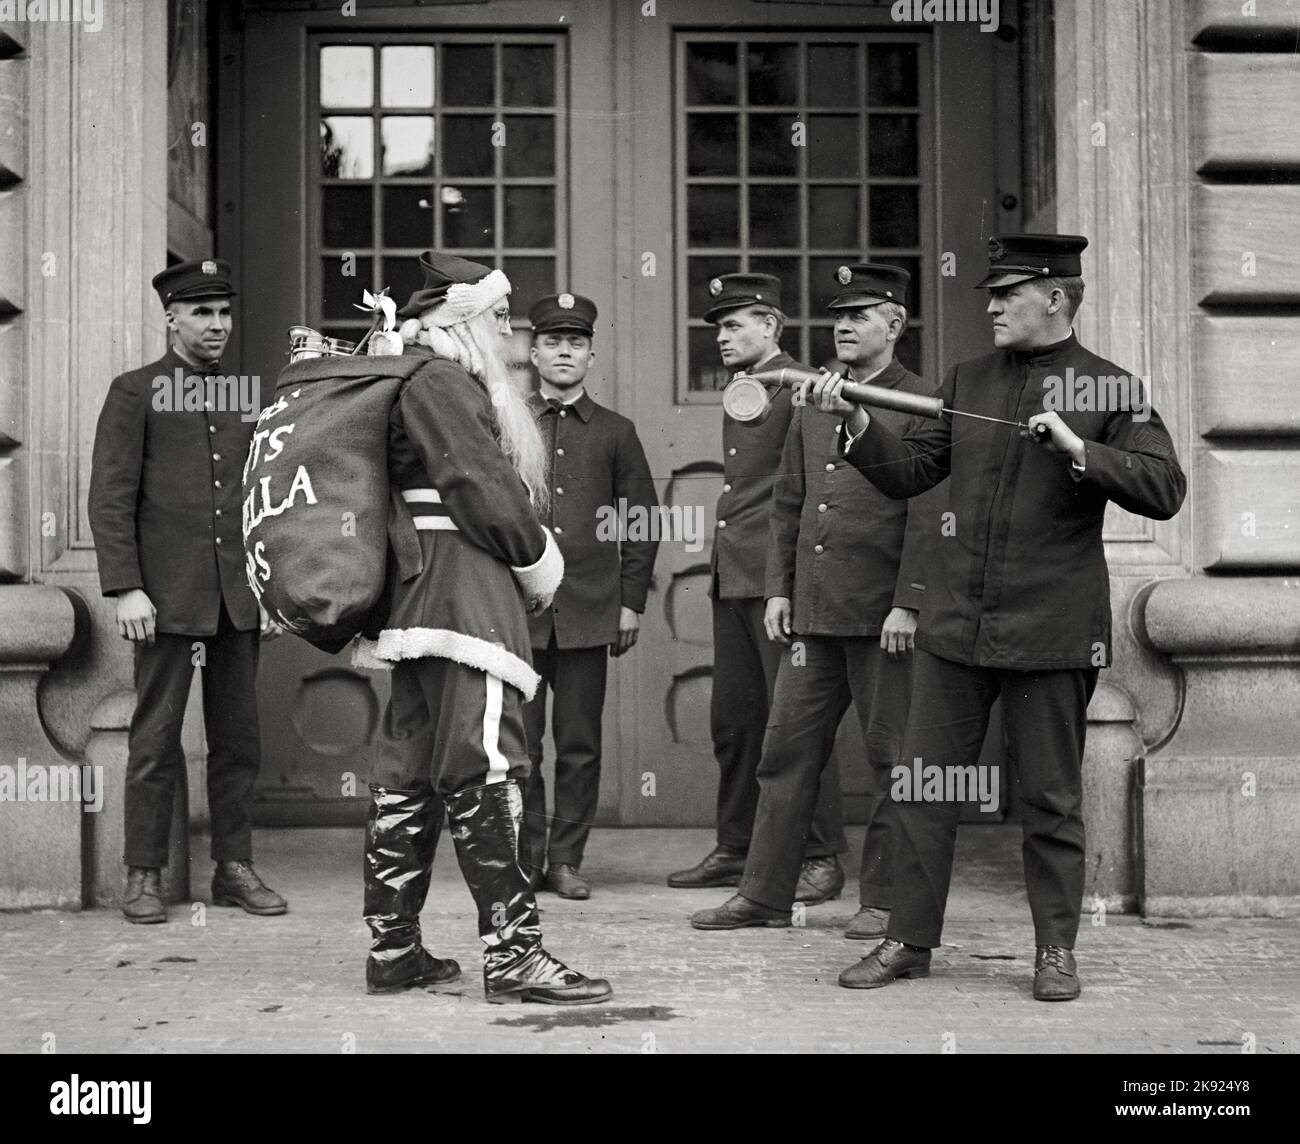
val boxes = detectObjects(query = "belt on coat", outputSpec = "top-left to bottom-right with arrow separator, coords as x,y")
401,487 -> 459,532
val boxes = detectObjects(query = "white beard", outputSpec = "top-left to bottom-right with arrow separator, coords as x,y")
399,309 -> 549,513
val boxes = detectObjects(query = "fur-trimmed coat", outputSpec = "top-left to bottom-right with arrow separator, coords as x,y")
355,345 -> 562,699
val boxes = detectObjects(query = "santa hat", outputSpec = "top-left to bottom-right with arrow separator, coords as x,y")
395,251 -> 511,325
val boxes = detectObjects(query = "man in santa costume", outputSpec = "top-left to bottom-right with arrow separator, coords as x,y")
354,252 -> 611,1005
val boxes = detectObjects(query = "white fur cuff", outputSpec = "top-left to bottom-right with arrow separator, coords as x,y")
351,636 -> 393,671
373,626 -> 541,700
424,269 -> 511,328
511,527 -> 564,602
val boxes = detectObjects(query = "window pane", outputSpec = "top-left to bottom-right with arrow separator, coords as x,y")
381,256 -> 425,311
897,325 -> 922,375
809,114 -> 860,178
890,255 -> 921,318
502,257 -> 554,307
321,255 -> 373,319
746,43 -> 798,105
505,186 -> 556,248
810,255 -> 859,312
689,327 -> 733,391
749,255 -> 801,316
869,115 -> 919,177
748,115 -> 798,176
503,116 -> 555,177
321,45 -> 372,108
320,117 -> 373,178
688,185 -> 739,247
809,186 -> 859,249
868,43 -> 919,106
442,116 -> 494,177
687,114 -> 738,176
380,46 -> 433,108
749,184 -> 799,248
323,185 -> 373,248
381,116 -> 434,176
808,44 -> 858,106
808,325 -> 840,370
686,42 -> 738,105
688,255 -> 740,317
441,185 -> 495,247
442,44 -> 493,106
382,185 -> 432,248
869,185 -> 919,246
503,45 -> 555,106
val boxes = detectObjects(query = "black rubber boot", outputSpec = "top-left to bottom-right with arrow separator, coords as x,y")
364,785 -> 462,995
445,779 -> 612,1006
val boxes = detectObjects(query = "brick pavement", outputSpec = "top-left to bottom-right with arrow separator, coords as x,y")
1,825 -> 1295,1054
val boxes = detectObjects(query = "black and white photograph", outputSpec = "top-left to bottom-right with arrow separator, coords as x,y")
0,0 -> 1295,1095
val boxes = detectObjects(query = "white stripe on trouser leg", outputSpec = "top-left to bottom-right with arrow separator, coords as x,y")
482,673 -> 509,784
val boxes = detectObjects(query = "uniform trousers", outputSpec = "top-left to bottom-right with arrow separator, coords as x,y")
124,603 -> 260,867
711,597 -> 845,857
519,640 -> 608,871
887,649 -> 1099,950
370,657 -> 531,793
740,636 -> 910,911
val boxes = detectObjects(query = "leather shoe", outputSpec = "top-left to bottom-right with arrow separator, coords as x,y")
212,860 -> 288,915
122,867 -> 166,925
838,938 -> 931,989
367,947 -> 462,995
1033,945 -> 1080,1001
845,905 -> 889,940
667,845 -> 747,888
794,855 -> 844,904
546,863 -> 590,900
690,893 -> 790,930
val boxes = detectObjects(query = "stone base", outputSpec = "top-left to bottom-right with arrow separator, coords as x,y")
1140,755 -> 1300,917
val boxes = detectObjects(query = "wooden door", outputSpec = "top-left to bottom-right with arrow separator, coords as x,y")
219,0 -> 1014,826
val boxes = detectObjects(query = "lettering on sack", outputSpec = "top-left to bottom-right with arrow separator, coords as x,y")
241,396 -> 318,623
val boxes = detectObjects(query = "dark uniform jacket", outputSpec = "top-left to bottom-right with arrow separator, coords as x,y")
766,359 -> 942,637
843,333 -> 1186,670
356,346 -> 561,702
712,349 -> 797,599
527,390 -> 659,650
88,348 -> 259,635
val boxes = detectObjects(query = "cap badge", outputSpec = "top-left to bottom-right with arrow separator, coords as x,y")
708,278 -> 723,297
557,293 -> 575,309
201,260 -> 218,276
836,265 -> 853,285
988,238 -> 1006,261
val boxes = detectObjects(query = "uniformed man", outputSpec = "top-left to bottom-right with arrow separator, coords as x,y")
519,292 -> 659,900
809,235 -> 1186,999
668,273 -> 847,903
88,258 -> 287,925
691,264 -> 941,935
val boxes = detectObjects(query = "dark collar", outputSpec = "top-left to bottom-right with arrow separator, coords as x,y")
531,388 -> 595,422
1009,331 -> 1077,367
840,357 -> 905,390
162,346 -> 223,376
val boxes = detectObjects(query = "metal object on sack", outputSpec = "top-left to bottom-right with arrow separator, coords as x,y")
287,325 -> 358,363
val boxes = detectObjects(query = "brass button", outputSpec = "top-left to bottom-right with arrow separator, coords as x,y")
215,509 -> 222,517
717,520 -> 727,529
814,544 -> 824,554
209,425 -> 217,434
214,480 -> 222,489
555,526 -> 564,535
556,448 -> 565,457
215,537 -> 223,545
825,463 -> 835,472
722,483 -> 732,493
212,453 -> 221,462
818,503 -> 828,513
728,447 -> 737,456
556,487 -> 564,495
